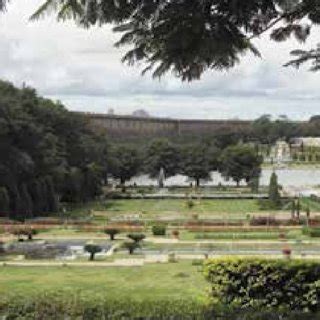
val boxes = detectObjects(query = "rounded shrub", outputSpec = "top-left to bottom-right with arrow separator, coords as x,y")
127,233 -> 146,243
152,225 -> 166,236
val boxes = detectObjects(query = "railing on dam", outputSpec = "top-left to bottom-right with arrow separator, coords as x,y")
75,112 -> 253,137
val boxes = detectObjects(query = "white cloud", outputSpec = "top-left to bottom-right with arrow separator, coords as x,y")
0,0 -> 320,120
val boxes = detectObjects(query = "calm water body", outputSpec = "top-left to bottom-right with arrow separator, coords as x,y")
129,169 -> 320,187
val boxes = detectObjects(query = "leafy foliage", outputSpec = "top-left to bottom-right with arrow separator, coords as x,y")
219,144 -> 262,186
152,225 -> 166,236
27,0 -> 320,80
84,243 -> 102,261
127,233 -> 146,243
0,186 -> 9,214
104,228 -> 120,241
109,145 -> 141,184
181,143 -> 213,187
286,44 -> 320,71
268,172 -> 281,207
0,80 -> 109,219
123,241 -> 140,254
204,258 -> 320,313
144,138 -> 181,178
0,292 -> 208,319
10,226 -> 39,241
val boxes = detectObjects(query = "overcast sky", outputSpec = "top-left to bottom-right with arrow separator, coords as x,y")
0,1 -> 320,120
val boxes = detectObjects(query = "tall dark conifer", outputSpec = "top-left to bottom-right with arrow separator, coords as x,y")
268,172 -> 281,207
20,184 -> 33,219
45,176 -> 58,213
0,187 -> 10,214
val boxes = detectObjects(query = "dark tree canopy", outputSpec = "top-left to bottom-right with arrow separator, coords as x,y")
109,145 -> 141,184
0,80 -> 109,219
219,144 -> 263,186
144,138 -> 181,178
1,0 -> 316,81
181,144 -> 212,187
268,171 -> 281,206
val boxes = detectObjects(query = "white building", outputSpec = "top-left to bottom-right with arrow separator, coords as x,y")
269,140 -> 291,163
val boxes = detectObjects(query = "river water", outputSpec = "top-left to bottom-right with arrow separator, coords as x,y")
129,169 -> 320,187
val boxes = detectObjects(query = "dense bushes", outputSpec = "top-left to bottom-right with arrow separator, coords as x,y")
0,292 -> 209,320
204,258 -> 320,313
1,290 -> 320,319
302,227 -> 320,237
0,80 -> 108,220
152,225 -> 166,236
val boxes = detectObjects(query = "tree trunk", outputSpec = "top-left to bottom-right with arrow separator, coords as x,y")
104,174 -> 109,186
90,253 -> 95,261
196,178 -> 200,187
120,178 -> 126,193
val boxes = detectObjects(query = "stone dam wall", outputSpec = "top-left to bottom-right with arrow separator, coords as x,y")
79,113 -> 252,137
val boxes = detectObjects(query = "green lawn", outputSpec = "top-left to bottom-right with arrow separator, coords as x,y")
0,262 -> 207,301
179,229 -> 303,240
62,198 -> 288,224
301,197 -> 320,212
101,199 -> 264,214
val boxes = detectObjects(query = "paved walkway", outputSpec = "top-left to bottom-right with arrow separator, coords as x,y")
2,253 -> 320,268
2,234 -> 320,245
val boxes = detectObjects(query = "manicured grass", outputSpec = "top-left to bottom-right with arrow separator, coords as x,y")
143,241 -> 320,252
301,197 -> 320,212
100,199 -> 265,214
180,230 -> 303,240
63,198 -> 289,223
0,262 -> 207,301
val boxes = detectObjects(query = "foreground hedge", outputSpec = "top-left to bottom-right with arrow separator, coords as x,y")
0,292 -> 209,320
204,258 -> 320,314
2,292 -> 320,320
2,289 -> 320,319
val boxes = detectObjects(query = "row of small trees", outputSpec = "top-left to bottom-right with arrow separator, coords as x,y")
0,177 -> 58,221
85,233 -> 146,260
110,140 -> 263,188
0,81 -> 108,220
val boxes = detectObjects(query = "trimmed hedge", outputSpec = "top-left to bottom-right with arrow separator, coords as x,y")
0,292 -> 209,320
152,225 -> 166,236
303,227 -> 320,238
1,290 -> 320,320
194,232 -> 285,240
204,258 -> 320,313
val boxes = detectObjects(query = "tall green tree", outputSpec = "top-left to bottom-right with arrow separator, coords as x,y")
219,144 -> 263,186
44,176 -> 59,213
109,145 -> 141,185
0,80 -> 108,217
29,180 -> 44,215
0,186 -> 9,214
181,144 -> 212,187
19,184 -> 33,220
62,168 -> 83,203
145,139 -> 181,178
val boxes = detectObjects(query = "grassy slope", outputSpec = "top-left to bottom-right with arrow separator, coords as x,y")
0,262 -> 207,301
